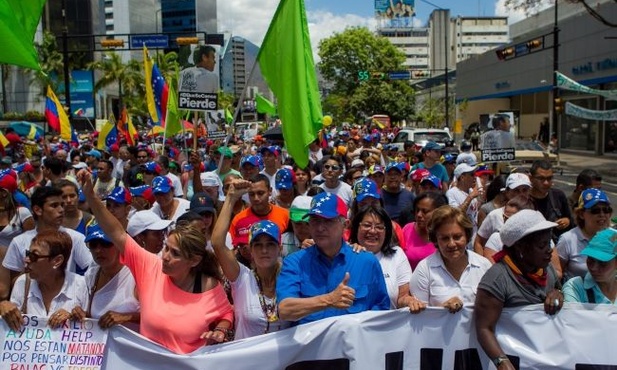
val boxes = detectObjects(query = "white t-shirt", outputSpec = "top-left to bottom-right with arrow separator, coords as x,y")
556,227 -> 589,279
375,247 -> 412,309
84,265 -> 140,319
111,157 -> 124,180
320,181 -> 353,206
476,207 -> 505,239
230,264 -> 291,340
410,250 -> 491,307
446,186 -> 479,231
10,272 -> 88,316
485,232 -> 504,253
0,207 -> 33,247
151,198 -> 191,223
2,227 -> 93,273
179,66 -> 219,94
165,172 -> 184,198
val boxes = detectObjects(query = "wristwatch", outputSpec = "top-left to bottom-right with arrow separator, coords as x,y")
492,355 -> 510,367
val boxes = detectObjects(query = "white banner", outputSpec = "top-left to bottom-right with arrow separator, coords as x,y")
0,316 -> 108,370
100,304 -> 617,370
565,102 -> 617,121
556,71 -> 617,101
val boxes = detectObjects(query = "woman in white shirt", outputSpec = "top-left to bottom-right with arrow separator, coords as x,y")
410,205 -> 491,313
0,230 -> 88,331
71,224 -> 140,329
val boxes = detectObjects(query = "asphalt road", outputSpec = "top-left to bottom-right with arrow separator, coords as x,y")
552,165 -> 617,200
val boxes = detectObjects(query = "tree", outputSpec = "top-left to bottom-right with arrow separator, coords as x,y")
88,52 -> 141,115
505,0 -> 617,27
31,31 -> 64,95
318,27 -> 415,124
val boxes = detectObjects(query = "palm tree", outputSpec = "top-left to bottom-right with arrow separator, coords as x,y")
31,31 -> 65,96
88,51 -> 140,115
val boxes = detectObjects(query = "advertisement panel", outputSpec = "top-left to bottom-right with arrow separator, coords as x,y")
57,70 -> 96,118
375,0 -> 415,28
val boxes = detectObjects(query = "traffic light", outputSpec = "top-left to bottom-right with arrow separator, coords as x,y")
526,38 -> 543,50
176,37 -> 199,45
495,47 -> 515,61
412,70 -> 429,79
554,97 -> 563,113
100,39 -> 124,48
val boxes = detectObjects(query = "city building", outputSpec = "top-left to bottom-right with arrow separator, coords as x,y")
455,0 -> 616,155
220,36 -> 269,103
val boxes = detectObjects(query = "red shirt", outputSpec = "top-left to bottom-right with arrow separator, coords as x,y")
229,205 -> 289,246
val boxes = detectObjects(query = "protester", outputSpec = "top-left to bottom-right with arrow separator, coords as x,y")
567,169 -> 602,212
348,205 -> 414,310
381,162 -> 415,224
282,195 -> 313,256
58,179 -> 93,236
477,174 -> 507,228
273,167 -> 297,209
0,230 -> 88,331
212,179 -> 291,339
71,224 -> 140,329
475,210 -> 563,369
80,170 -> 234,353
319,156 -> 353,206
277,192 -> 390,324
563,228 -> 616,304
293,165 -> 312,196
150,176 -> 191,222
410,206 -> 491,313
126,210 -> 173,254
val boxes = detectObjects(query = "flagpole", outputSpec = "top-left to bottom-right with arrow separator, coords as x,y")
230,61 -> 260,137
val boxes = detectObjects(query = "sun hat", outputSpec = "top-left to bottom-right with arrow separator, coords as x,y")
127,210 -> 173,237
190,192 -> 216,215
500,210 -> 557,247
505,173 -> 531,190
105,187 -> 132,205
581,228 -> 617,262
249,220 -> 281,244
289,195 -> 312,223
305,192 -> 348,219
577,188 -> 610,209
275,168 -> 296,190
454,163 -> 477,179
152,176 -> 173,194
85,224 -> 112,244
353,178 -> 381,203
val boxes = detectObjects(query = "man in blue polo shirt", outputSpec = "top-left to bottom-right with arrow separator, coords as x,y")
277,192 -> 390,325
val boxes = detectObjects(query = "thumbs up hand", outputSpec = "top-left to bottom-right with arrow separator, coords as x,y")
327,272 -> 356,309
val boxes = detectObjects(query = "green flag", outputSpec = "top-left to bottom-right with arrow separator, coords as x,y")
255,93 -> 277,115
165,79 -> 182,136
257,0 -> 322,168
0,0 -> 45,70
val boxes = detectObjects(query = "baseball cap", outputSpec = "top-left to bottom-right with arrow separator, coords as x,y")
385,162 -> 405,173
456,152 -> 478,166
505,173 -> 531,190
581,228 -> 617,262
109,144 -> 120,152
127,210 -> 173,237
85,224 -> 112,244
368,165 -> 385,175
578,188 -> 610,209
0,173 -> 17,193
240,155 -> 263,170
249,220 -> 281,244
423,141 -> 442,152
363,134 -> 372,142
260,146 -> 280,157
152,176 -> 173,194
73,162 -> 88,170
200,171 -> 221,187
105,187 -> 132,205
190,192 -> 216,215
305,192 -> 348,219
420,174 -> 441,189
409,168 -> 430,182
144,161 -> 162,175
275,168 -> 296,190
351,159 -> 365,168
353,178 -> 381,203
289,195 -> 312,222
500,210 -> 557,247
14,163 -> 34,173
453,163 -> 477,179
217,146 -> 233,158
129,185 -> 155,205
475,164 -> 494,177
442,153 -> 457,164
85,149 -> 102,159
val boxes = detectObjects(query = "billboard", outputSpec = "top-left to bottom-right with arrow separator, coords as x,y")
375,0 -> 415,28
178,44 -> 220,112
56,70 -> 95,118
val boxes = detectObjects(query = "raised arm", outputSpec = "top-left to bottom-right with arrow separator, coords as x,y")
211,179 -> 251,282
78,170 -> 127,253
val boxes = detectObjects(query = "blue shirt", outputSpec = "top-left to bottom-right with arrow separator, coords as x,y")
277,242 -> 390,325
563,273 -> 617,305
381,188 -> 415,223
412,162 -> 450,183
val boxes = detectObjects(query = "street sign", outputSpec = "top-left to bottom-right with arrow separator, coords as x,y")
130,35 -> 169,49
389,71 -> 411,80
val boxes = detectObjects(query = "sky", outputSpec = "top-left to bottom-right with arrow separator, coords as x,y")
217,0 -> 550,58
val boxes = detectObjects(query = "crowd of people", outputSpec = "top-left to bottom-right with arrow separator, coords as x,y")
0,122 -> 614,366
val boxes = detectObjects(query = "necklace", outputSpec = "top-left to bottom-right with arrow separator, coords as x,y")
253,267 -> 280,333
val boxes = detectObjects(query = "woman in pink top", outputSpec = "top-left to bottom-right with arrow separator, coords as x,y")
402,192 -> 448,269
80,171 -> 233,354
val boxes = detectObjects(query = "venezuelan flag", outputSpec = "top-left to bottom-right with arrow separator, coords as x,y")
45,86 -> 72,141
97,120 -> 118,150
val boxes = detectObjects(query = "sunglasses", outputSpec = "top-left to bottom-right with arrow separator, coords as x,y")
88,240 -> 114,250
25,250 -> 54,263
588,206 -> 613,215
324,164 -> 341,171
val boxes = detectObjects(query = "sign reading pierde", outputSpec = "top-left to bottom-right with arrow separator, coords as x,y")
178,92 -> 218,111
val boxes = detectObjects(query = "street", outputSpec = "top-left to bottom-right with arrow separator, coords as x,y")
553,166 -> 617,199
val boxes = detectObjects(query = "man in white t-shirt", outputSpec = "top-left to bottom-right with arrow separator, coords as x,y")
1,187 -> 92,298
446,163 -> 482,235
319,156 -> 353,206
179,45 -> 219,94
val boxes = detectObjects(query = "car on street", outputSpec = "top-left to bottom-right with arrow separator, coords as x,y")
390,128 -> 457,153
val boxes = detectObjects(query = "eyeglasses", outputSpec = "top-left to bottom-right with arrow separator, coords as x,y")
87,240 -> 114,250
589,206 -> 613,215
25,250 -> 53,263
323,164 -> 341,171
359,222 -> 386,232
533,176 -> 553,182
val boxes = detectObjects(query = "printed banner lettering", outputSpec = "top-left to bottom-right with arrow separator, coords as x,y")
556,71 -> 617,101
565,101 -> 617,121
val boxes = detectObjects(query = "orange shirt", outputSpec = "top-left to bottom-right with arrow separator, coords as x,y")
229,205 -> 289,246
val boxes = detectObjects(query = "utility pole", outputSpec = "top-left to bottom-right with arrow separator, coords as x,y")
550,0 -> 560,146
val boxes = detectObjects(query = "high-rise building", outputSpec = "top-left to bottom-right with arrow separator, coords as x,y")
220,36 -> 269,101
378,28 -> 429,70
161,0 -> 217,35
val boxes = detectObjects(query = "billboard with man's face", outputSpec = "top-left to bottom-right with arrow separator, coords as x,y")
375,0 -> 415,28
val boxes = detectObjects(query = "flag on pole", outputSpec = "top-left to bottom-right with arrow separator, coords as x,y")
0,132 -> 9,148
165,79 -> 182,137
45,86 -> 72,141
0,0 -> 45,70
73,108 -> 85,117
143,45 -> 169,126
256,0 -> 323,168
225,107 -> 234,124
97,121 -> 118,150
255,93 -> 277,115
126,113 -> 138,146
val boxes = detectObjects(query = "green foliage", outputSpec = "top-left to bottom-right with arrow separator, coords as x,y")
218,91 -> 235,110
2,112 -> 24,120
31,31 -> 64,95
24,110 -> 44,121
317,27 -> 414,124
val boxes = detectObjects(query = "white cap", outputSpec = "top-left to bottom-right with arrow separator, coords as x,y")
453,163 -> 477,179
200,171 -> 221,187
505,173 -> 531,190
73,162 -> 88,170
500,210 -> 557,247
455,152 -> 477,166
127,210 -> 173,237
351,159 -> 365,168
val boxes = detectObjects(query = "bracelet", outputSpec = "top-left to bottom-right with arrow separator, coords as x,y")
492,355 -> 510,367
214,327 -> 235,342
